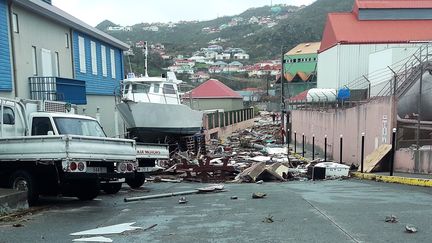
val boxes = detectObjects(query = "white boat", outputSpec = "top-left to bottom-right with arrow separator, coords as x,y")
116,42 -> 203,143
117,72 -> 203,143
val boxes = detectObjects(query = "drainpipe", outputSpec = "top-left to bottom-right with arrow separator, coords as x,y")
7,0 -> 18,98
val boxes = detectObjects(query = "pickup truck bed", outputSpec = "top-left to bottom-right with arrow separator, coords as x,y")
0,135 -> 136,162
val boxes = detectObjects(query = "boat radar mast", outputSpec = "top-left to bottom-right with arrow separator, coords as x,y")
144,41 -> 149,77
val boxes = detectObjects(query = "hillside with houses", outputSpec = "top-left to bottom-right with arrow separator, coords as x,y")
96,0 -> 353,91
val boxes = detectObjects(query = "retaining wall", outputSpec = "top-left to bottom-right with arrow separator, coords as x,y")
291,97 -> 396,165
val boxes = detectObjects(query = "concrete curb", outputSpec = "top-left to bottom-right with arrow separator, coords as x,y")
352,172 -> 432,187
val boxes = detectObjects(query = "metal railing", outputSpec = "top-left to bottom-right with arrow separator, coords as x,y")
205,107 -> 254,130
29,77 -> 59,101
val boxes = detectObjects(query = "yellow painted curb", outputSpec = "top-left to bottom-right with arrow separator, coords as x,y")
352,172 -> 432,187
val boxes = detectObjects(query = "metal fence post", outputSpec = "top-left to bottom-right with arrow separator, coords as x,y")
339,134 -> 343,164
312,134 -> 315,160
390,128 -> 397,176
361,132 -> 365,173
294,131 -> 297,154
302,133 -> 305,158
324,135 -> 327,161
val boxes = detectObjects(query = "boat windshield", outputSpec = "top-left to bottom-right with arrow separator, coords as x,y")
53,117 -> 106,137
132,83 -> 150,93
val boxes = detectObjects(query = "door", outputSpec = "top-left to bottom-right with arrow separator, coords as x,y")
41,49 -> 55,100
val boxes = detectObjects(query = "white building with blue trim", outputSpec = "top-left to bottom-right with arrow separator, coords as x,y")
0,0 -> 129,136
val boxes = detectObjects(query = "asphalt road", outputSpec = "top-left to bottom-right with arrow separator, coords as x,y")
1,179 -> 431,243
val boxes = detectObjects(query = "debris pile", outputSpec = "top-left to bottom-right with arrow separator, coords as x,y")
151,112 -> 349,183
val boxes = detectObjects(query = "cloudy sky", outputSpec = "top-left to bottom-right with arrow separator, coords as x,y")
52,0 -> 316,26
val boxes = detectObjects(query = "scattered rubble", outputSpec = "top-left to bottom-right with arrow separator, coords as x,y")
263,215 -> 274,223
252,192 -> 267,199
178,197 -> 188,204
385,215 -> 398,223
70,222 -> 142,236
72,236 -> 113,242
405,224 -> 418,233
124,185 -> 225,202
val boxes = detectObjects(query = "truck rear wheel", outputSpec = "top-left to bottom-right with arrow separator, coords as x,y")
9,171 -> 39,206
76,180 -> 100,201
101,182 -> 122,194
126,173 -> 145,189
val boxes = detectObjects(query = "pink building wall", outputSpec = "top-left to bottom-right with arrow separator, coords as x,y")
395,148 -> 432,173
291,97 -> 396,165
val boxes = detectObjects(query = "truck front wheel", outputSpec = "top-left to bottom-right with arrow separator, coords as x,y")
126,173 -> 145,189
9,171 -> 39,206
76,180 -> 100,201
101,182 -> 122,194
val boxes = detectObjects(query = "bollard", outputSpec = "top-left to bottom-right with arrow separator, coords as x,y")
361,132 -> 365,173
339,134 -> 343,164
294,131 -> 297,154
324,135 -> 327,162
287,129 -> 290,150
390,128 -> 397,176
312,134 -> 315,160
302,133 -> 305,158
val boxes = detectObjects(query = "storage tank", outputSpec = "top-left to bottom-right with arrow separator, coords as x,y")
306,88 -> 337,102
398,72 -> 432,121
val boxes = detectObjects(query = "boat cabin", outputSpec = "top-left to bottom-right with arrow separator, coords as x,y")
122,76 -> 181,105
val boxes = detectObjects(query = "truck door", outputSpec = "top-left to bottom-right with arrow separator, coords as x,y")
0,106 -> 15,138
31,117 -> 54,136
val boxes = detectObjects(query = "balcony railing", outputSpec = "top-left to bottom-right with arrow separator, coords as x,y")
29,77 -> 87,105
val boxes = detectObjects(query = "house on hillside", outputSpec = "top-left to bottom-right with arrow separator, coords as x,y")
318,0 -> 432,91
278,42 -> 319,98
234,53 -> 250,60
0,0 -> 128,137
183,79 -> 244,111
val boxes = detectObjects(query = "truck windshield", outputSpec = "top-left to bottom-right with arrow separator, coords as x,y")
53,118 -> 106,137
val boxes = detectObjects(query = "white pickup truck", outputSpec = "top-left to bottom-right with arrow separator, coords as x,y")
125,143 -> 170,188
0,97 -> 137,205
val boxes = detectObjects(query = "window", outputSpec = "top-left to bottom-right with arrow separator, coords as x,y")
2,107 -> 15,125
12,13 -> 19,33
31,46 -> 38,76
153,84 -> 160,93
91,41 -> 97,75
101,45 -> 107,77
53,118 -> 106,137
78,36 -> 86,73
163,84 -> 176,94
31,117 -> 54,136
110,49 -> 116,79
65,33 -> 69,48
54,52 -> 60,76
132,83 -> 150,93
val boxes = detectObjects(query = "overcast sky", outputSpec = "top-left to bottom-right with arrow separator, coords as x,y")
52,0 -> 316,26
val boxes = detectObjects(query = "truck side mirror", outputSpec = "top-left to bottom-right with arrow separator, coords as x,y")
47,131 -> 54,136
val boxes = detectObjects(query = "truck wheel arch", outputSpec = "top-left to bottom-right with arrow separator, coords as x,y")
9,170 -> 39,206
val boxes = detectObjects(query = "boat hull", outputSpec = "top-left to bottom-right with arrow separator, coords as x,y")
116,102 -> 203,142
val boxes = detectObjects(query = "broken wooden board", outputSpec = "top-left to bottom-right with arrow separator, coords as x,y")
360,144 -> 392,173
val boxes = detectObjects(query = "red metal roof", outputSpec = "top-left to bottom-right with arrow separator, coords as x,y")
319,13 -> 432,52
185,79 -> 243,99
356,0 -> 432,9
289,90 -> 309,102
